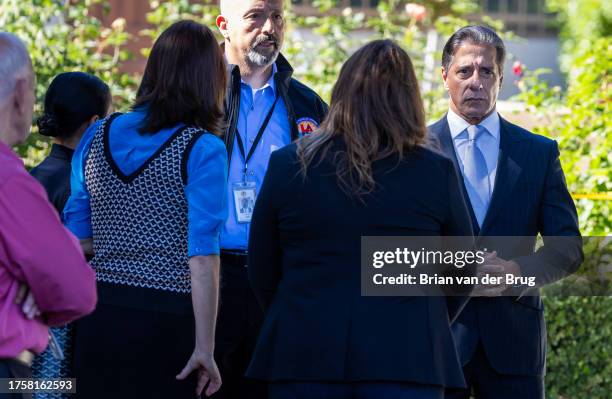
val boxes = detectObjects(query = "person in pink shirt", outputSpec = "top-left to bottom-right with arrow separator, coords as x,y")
0,32 -> 97,397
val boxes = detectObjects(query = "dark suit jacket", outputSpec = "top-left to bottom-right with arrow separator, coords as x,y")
246,138 -> 474,388
30,144 -> 74,215
428,115 -> 583,376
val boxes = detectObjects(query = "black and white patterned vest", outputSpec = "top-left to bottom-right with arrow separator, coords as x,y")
85,113 -> 206,293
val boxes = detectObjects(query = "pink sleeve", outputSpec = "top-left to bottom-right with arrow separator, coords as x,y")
0,175 -> 97,326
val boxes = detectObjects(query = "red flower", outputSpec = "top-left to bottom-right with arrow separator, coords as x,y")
512,61 -> 524,77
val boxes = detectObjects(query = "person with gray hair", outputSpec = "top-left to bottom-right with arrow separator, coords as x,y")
0,32 -> 97,399
428,25 -> 583,399
0,32 -> 35,145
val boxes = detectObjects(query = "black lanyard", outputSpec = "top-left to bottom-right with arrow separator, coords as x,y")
235,93 -> 279,178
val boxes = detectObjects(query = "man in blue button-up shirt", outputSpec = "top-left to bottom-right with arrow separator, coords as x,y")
221,62 -> 290,250
213,1 -> 328,398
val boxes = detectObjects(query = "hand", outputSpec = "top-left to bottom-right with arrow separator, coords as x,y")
472,252 -> 522,297
15,284 -> 41,319
176,349 -> 221,397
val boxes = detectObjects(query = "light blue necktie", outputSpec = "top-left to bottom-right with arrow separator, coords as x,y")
463,124 -> 491,226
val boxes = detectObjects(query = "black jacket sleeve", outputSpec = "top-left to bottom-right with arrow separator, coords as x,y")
247,148 -> 294,311
514,140 -> 583,287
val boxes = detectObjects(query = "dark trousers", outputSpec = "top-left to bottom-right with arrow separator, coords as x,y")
269,382 -> 444,399
212,252 -> 267,399
73,284 -> 199,399
0,359 -> 32,399
445,343 -> 544,399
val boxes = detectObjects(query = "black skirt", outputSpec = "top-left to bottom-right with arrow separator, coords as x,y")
73,282 -> 200,399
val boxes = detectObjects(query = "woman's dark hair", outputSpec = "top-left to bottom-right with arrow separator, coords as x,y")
297,39 -> 427,196
36,72 -> 111,138
133,20 -> 227,135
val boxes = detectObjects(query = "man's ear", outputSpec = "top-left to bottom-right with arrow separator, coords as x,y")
441,66 -> 449,90
89,114 -> 100,125
499,73 -> 504,88
12,77 -> 29,116
216,15 -> 229,39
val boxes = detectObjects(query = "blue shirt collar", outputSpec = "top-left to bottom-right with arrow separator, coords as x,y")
241,63 -> 278,100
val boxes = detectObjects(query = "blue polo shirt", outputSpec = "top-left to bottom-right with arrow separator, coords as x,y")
220,64 -> 291,250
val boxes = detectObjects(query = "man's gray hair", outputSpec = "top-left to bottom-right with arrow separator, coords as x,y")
441,25 -> 506,73
0,32 -> 33,96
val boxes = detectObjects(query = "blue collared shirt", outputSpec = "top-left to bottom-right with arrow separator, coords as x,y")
220,64 -> 291,250
63,108 -> 228,256
447,109 -> 501,199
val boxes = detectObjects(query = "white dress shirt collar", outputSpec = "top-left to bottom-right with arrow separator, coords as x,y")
447,108 -> 501,141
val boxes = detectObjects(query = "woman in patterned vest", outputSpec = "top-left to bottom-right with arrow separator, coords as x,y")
63,20 -> 228,398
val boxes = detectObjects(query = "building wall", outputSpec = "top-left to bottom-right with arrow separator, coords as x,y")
477,0 -> 563,98
92,0 -> 151,73
501,37 -> 563,98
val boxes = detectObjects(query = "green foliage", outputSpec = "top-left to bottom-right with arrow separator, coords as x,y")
516,38 -> 611,235
544,296 -> 612,398
546,0 -> 612,74
513,67 -> 563,109
286,0 -> 484,120
140,0 -> 220,57
544,237 -> 612,297
0,0 -> 490,164
514,5 -> 611,395
558,39 -> 611,235
0,0 -> 137,168
285,0 -> 367,104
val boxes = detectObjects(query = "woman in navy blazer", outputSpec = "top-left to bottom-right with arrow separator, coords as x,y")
247,40 -> 474,399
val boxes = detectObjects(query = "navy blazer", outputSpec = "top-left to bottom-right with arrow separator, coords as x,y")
428,115 -> 583,376
246,138 -> 474,388
30,144 -> 74,215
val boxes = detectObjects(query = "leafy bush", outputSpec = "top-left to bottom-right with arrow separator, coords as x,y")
286,0 -> 481,118
546,0 -> 612,74
516,38 -> 611,236
515,2 -> 611,397
544,296 -> 612,399
0,0 -> 137,168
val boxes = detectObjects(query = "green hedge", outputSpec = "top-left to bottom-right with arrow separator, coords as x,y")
544,297 -> 612,399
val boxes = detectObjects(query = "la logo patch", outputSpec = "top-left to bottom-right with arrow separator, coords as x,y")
296,117 -> 319,136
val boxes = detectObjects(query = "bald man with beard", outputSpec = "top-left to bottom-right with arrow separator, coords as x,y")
214,1 -> 328,398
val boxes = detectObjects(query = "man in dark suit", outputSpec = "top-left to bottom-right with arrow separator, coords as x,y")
429,26 -> 583,399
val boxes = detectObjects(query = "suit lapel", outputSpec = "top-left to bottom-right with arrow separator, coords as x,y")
479,118 -> 525,235
430,117 -> 480,235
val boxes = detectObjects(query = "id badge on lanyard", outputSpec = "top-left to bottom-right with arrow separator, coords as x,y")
233,167 -> 257,223
233,94 -> 278,224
